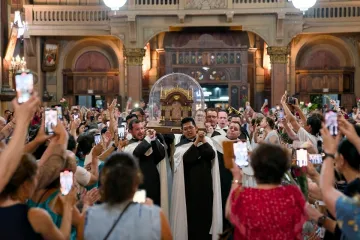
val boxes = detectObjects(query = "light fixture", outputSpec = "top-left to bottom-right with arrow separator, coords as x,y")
215,87 -> 220,90
134,103 -> 139,108
290,0 -> 317,13
10,55 -> 27,72
103,0 -> 127,11
202,67 -> 210,71
11,11 -> 27,38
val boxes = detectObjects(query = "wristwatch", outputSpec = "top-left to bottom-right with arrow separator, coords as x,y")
323,152 -> 335,160
317,215 -> 327,227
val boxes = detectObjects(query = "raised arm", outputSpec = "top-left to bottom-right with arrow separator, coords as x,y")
319,125 -> 343,217
0,96 -> 40,193
280,93 -> 301,132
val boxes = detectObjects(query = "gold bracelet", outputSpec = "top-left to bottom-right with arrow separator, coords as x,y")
232,179 -> 241,185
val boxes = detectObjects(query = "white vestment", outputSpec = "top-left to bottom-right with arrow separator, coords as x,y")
123,136 -> 170,218
170,134 -> 222,240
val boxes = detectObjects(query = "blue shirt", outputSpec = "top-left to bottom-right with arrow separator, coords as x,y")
336,195 -> 360,240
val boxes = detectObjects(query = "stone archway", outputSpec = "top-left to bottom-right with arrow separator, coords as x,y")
61,39 -> 121,106
294,35 -> 355,110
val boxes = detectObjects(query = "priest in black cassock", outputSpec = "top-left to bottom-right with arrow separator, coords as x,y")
171,117 -> 222,240
211,122 -> 241,231
123,119 -> 165,206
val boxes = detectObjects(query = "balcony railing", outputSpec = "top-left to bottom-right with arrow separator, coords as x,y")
24,5 -> 110,24
305,1 -> 360,19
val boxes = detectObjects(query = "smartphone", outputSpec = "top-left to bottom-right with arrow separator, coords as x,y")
133,189 -> 146,203
121,122 -> 127,129
234,142 -> 249,168
278,111 -> 284,120
118,126 -> 125,140
73,114 -> 79,120
325,111 -> 338,136
309,154 -> 323,165
287,97 -> 296,105
54,105 -> 63,120
106,121 -> 110,127
60,170 -> 73,195
296,149 -> 308,167
90,116 -> 95,122
94,133 -> 101,145
336,100 -> 340,108
264,99 -> 268,104
45,109 -> 58,135
15,72 -> 34,103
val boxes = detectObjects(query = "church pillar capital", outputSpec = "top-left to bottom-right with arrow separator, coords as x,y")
267,46 -> 289,64
124,48 -> 145,66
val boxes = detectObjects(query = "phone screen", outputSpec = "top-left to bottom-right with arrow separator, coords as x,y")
325,111 -> 338,136
278,111 -> 284,120
73,114 -> 79,120
15,73 -> 33,103
309,154 -> 323,165
60,170 -> 73,195
55,106 -> 63,120
118,126 -> 125,140
233,142 -> 249,168
45,109 -> 58,135
94,134 -> 101,145
296,149 -> 308,167
264,99 -> 268,104
121,122 -> 127,129
133,190 -> 146,203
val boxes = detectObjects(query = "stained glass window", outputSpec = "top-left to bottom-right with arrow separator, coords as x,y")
190,70 -> 204,81
230,53 -> 235,64
172,53 -> 177,64
191,53 -> 196,64
179,54 -> 184,64
210,53 -> 216,65
236,53 -> 241,64
210,70 -> 226,81
197,54 -> 203,64
223,53 -> 228,64
217,53 -> 222,64
184,53 -> 190,64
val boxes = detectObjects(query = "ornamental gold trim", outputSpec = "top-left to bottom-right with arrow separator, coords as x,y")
124,48 -> 145,66
267,46 -> 290,64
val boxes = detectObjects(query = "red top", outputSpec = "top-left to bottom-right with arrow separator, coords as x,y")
230,185 -> 307,240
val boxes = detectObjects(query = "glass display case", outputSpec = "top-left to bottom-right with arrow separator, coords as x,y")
147,73 -> 205,133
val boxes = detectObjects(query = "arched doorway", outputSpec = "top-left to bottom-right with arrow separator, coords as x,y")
62,42 -> 120,107
295,37 -> 355,110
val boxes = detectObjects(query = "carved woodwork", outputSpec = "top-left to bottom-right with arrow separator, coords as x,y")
159,86 -> 193,126
62,69 -> 119,100
295,69 -> 354,94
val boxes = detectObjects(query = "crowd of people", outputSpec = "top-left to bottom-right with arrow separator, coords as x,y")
0,91 -> 359,240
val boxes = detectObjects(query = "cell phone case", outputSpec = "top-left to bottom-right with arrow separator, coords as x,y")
222,141 -> 235,169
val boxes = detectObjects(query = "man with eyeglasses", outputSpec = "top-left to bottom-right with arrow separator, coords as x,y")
171,117 -> 222,240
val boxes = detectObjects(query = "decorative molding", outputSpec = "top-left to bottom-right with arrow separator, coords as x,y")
128,16 -> 137,43
178,14 -> 185,23
185,0 -> 227,10
267,46 -> 290,64
226,12 -> 234,23
124,48 -> 145,66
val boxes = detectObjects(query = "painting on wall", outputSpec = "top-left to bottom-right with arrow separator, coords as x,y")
42,41 -> 59,72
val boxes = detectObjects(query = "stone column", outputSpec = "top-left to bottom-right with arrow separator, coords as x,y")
124,48 -> 145,102
0,0 -> 15,103
267,46 -> 289,106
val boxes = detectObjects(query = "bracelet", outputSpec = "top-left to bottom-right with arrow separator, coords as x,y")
232,179 -> 241,185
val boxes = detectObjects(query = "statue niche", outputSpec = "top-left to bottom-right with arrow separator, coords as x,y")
160,86 -> 193,126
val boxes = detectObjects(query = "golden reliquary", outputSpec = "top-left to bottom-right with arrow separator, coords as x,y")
159,86 -> 194,127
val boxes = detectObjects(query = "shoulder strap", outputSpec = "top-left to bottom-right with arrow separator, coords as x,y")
103,202 -> 134,240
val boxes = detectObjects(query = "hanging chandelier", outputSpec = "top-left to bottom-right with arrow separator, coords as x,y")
103,0 -> 128,11
11,11 -> 28,38
290,0 -> 317,13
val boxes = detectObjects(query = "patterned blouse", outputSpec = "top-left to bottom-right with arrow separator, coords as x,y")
230,185 -> 307,240
336,195 -> 360,240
